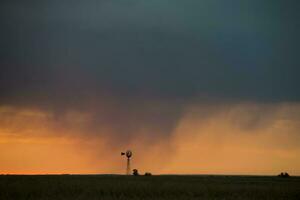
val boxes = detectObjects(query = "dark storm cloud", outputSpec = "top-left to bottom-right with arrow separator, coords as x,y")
1,0 -> 299,105
0,1 -> 299,141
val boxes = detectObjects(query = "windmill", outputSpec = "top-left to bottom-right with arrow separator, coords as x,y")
121,150 -> 132,175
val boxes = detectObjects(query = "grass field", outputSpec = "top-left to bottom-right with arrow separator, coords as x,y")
0,175 -> 300,200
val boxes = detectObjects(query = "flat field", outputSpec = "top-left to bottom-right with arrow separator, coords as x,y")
0,175 -> 299,200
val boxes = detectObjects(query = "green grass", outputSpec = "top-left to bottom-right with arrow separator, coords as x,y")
0,175 -> 300,199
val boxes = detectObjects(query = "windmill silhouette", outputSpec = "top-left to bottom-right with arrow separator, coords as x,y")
121,150 -> 132,175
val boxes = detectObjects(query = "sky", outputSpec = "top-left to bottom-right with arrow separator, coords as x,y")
0,0 -> 300,175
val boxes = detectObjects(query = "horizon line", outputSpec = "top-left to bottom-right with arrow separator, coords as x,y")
1,173 -> 299,177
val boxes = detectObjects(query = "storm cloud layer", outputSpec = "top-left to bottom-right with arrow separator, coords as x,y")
1,0 -> 299,105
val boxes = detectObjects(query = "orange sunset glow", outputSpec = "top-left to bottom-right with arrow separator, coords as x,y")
1,103 -> 300,175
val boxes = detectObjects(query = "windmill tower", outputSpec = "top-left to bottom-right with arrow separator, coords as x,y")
121,150 -> 132,175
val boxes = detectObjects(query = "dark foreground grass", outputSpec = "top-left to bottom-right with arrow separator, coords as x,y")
0,175 -> 300,200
